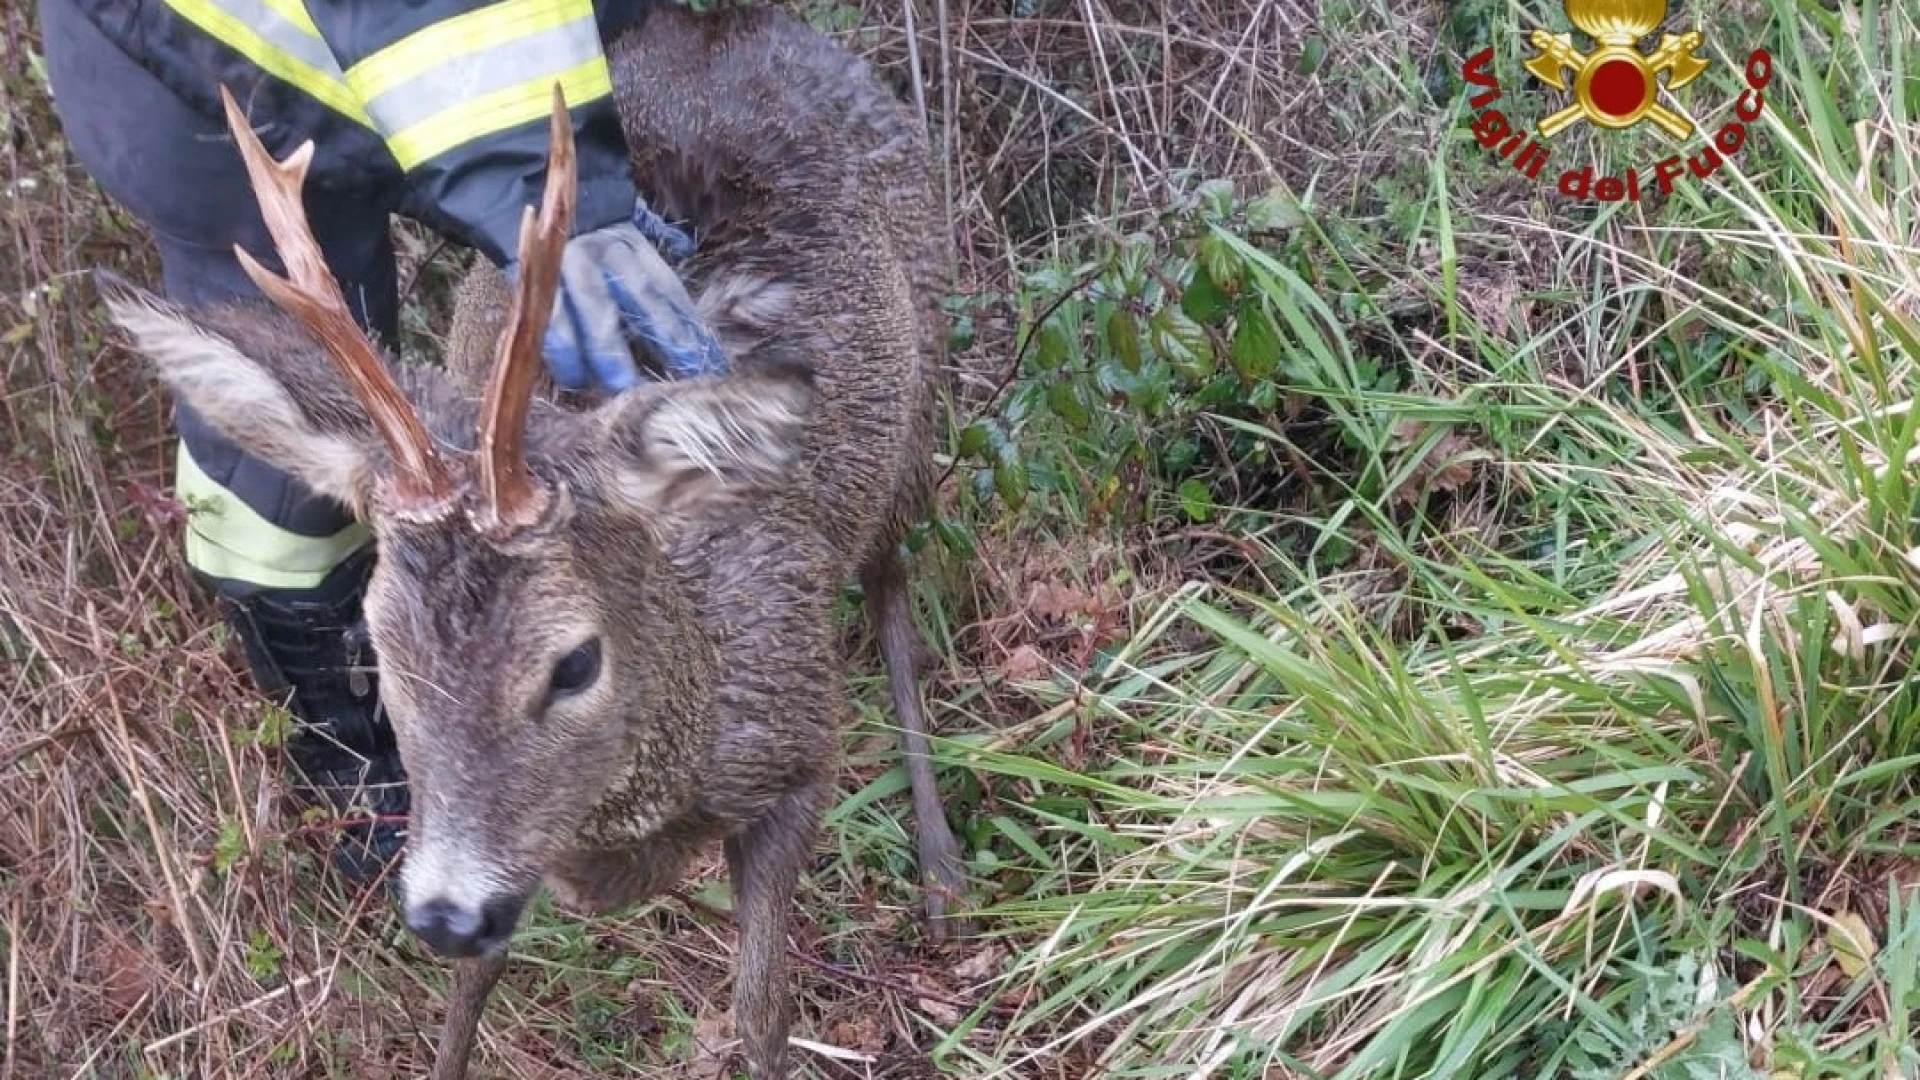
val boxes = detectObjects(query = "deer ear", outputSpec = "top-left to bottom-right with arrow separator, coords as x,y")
97,272 -> 382,512
591,364 -> 816,521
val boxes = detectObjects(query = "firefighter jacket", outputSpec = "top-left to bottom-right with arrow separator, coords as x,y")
65,0 -> 660,266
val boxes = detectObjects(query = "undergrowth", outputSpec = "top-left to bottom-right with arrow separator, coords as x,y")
4,0 -> 1917,1078
916,2 -> 1920,1078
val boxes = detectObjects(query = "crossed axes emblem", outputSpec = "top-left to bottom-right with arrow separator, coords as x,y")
1523,0 -> 1711,139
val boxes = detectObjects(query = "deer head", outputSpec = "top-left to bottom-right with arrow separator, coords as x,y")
100,87 -> 815,957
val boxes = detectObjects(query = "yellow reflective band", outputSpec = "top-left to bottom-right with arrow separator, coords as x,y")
354,11 -> 605,143
176,441 -> 372,591
161,0 -> 371,126
383,58 -> 613,170
346,0 -> 596,103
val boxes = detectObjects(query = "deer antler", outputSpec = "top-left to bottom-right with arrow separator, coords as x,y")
474,86 -> 577,532
218,86 -> 453,509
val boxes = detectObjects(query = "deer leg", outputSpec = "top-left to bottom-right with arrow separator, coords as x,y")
429,949 -> 508,1080
724,780 -> 827,1080
861,548 -> 971,941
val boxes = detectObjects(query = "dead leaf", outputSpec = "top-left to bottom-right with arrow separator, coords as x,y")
1026,580 -> 1094,622
825,1013 -> 886,1053
1424,433 -> 1481,493
90,929 -> 155,1013
687,1011 -> 736,1080
906,969 -> 964,1025
950,942 -> 1006,984
1460,271 -> 1522,338
125,480 -> 188,527
1890,857 -> 1920,894
1827,909 -> 1877,978
1000,644 -> 1049,680
1390,431 -> 1484,505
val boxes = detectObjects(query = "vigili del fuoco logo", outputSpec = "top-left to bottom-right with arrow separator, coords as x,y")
1461,0 -> 1773,202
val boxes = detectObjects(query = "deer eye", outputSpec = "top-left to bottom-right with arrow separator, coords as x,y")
548,638 -> 603,697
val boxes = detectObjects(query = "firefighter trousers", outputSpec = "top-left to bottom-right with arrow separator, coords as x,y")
42,0 -> 402,599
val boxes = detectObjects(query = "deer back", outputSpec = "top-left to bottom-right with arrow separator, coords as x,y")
450,5 -> 950,574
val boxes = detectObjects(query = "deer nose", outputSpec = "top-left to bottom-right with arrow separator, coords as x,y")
404,895 -> 524,959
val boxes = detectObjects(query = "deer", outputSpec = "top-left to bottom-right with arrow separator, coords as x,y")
98,5 -> 966,1078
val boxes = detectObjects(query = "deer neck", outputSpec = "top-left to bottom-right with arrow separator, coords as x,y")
575,558 -> 723,850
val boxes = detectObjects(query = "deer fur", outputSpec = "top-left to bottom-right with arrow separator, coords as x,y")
450,0 -> 967,929
100,6 -> 963,1079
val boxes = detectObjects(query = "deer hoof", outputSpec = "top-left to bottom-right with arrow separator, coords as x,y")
918,833 -> 973,944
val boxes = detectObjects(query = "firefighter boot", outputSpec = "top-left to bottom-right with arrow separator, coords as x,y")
218,553 -> 408,887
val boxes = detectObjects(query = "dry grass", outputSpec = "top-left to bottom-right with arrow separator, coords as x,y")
0,1 -> 1455,1077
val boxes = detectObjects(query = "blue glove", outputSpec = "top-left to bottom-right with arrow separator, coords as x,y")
518,200 -> 726,393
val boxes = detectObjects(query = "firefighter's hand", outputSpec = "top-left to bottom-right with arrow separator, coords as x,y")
520,201 -> 724,393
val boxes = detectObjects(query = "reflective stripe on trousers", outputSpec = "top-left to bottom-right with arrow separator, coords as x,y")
177,443 -> 373,591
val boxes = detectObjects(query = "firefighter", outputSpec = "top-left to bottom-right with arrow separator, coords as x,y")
38,0 -> 715,886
